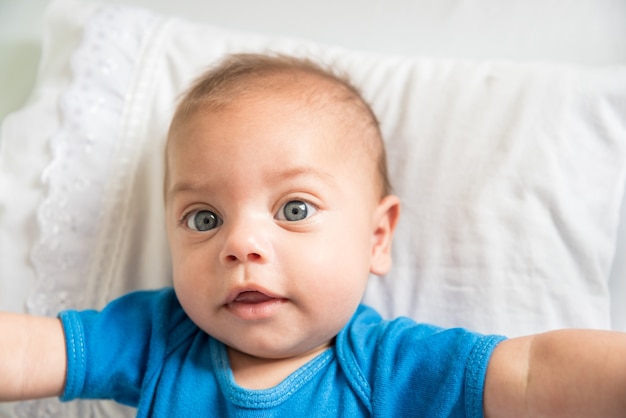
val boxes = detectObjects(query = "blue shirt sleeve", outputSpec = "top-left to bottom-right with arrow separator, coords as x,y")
337,306 -> 506,418
58,288 -> 178,406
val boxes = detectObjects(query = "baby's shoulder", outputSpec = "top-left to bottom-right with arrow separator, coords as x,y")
338,304 -> 504,377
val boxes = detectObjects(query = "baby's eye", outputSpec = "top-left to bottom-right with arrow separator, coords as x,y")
186,210 -> 223,231
276,200 -> 317,222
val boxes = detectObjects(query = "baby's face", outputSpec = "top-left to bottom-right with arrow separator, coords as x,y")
165,91 -> 397,361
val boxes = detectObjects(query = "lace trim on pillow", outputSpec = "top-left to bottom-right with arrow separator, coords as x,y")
19,5 -> 160,417
29,4 -> 156,314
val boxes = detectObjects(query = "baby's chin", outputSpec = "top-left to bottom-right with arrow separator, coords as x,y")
225,337 -> 335,365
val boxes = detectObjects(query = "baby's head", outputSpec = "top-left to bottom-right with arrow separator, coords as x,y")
164,53 -> 400,362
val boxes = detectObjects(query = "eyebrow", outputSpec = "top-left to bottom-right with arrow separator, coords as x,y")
270,166 -> 337,185
167,166 -> 337,199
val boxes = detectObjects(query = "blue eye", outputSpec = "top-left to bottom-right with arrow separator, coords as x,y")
277,200 -> 317,222
186,210 -> 222,231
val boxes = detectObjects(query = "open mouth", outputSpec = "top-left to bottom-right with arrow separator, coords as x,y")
226,290 -> 287,320
233,291 -> 276,304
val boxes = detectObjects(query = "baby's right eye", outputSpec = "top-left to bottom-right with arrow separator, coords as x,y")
186,210 -> 223,232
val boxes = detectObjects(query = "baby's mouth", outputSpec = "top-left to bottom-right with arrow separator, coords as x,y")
226,289 -> 288,320
233,291 -> 275,304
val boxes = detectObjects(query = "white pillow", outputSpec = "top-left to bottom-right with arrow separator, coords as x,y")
2,0 -> 626,416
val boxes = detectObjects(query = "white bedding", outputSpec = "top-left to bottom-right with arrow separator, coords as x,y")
1,1 -> 625,417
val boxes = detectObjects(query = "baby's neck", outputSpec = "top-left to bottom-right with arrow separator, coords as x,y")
227,343 -> 332,390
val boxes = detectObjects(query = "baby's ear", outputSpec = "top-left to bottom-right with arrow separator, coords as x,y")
370,195 -> 401,276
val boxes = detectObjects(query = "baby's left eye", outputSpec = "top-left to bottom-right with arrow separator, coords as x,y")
276,200 -> 317,222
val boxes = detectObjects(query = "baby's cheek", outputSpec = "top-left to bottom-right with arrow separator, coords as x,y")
171,254 -> 201,292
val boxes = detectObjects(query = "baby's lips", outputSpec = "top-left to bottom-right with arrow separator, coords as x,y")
233,291 -> 275,304
224,284 -> 287,305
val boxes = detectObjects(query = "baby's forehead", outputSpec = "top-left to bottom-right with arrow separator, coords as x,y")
167,66 -> 388,196
175,88 -> 371,150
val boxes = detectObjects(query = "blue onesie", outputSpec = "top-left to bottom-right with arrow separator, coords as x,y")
59,288 -> 505,417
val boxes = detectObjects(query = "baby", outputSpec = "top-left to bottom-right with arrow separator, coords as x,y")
2,53 -> 626,417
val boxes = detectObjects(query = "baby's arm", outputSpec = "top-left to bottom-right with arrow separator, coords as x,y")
0,313 -> 67,401
484,329 -> 626,417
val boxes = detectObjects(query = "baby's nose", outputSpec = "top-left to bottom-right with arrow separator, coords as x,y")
219,220 -> 272,264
